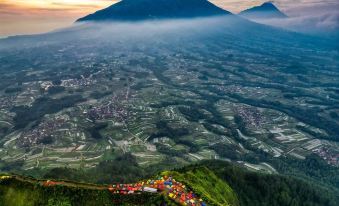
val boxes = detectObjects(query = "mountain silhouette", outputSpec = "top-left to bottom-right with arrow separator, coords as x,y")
239,2 -> 287,19
77,0 -> 230,22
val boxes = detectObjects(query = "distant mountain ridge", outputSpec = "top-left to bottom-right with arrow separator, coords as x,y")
77,0 -> 230,22
240,2 -> 287,19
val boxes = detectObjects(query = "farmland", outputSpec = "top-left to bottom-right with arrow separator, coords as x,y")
0,18 -> 338,191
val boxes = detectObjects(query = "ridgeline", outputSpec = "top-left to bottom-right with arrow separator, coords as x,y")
1,161 -> 337,206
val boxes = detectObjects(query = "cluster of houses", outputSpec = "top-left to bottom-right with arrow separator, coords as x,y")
0,95 -> 15,109
86,94 -> 129,122
61,77 -> 94,88
17,117 -> 67,147
313,147 -> 339,166
235,106 -> 264,129
214,85 -> 243,94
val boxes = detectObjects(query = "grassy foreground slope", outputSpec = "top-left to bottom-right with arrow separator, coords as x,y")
0,160 -> 338,206
163,167 -> 239,206
0,167 -> 237,206
0,176 -> 170,206
183,161 -> 339,206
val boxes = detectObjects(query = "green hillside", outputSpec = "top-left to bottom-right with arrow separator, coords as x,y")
0,175 -> 168,206
0,167 -> 237,206
184,161 -> 339,206
162,167 -> 239,206
0,160 -> 338,206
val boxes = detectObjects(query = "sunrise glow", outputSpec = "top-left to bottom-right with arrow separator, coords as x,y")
0,0 -> 337,37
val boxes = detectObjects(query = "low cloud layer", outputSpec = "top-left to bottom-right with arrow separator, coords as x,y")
249,1 -> 339,35
257,13 -> 338,35
0,0 -> 338,37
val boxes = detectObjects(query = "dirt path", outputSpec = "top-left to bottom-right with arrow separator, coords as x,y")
3,175 -> 207,205
11,175 -> 108,190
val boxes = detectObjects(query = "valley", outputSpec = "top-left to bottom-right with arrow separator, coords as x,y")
0,17 -> 338,193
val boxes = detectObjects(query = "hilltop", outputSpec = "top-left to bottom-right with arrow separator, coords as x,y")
1,161 -> 337,206
77,0 -> 230,22
239,2 -> 287,19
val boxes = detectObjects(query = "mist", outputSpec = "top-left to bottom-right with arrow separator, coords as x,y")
0,14 -> 334,57
0,16 -> 247,49
247,3 -> 339,37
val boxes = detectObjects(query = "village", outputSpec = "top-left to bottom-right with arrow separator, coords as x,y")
0,34 -> 337,188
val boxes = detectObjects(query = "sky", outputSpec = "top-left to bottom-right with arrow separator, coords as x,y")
0,0 -> 338,37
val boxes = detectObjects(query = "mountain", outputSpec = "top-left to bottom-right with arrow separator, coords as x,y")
239,2 -> 287,19
77,0 -> 230,22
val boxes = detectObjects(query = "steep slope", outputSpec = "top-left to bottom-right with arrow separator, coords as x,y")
0,169 -> 237,206
239,2 -> 287,19
77,0 -> 230,22
176,161 -> 339,206
0,175 -> 172,206
1,161 -> 338,206
162,167 -> 239,206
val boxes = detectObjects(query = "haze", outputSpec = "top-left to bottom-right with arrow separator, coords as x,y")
1,0 -> 338,37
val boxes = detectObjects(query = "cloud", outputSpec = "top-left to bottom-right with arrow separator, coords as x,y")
253,11 -> 339,35
212,0 -> 338,36
0,0 -> 116,17
0,0 -> 338,37
0,0 -> 117,36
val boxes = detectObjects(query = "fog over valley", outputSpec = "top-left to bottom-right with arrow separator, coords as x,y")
0,1 -> 338,206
